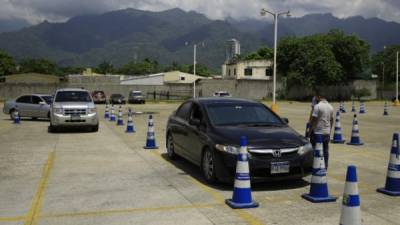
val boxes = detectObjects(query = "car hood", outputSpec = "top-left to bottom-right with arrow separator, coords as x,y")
53,102 -> 95,108
211,125 -> 307,149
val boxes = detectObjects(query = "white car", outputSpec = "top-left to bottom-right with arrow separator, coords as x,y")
213,91 -> 231,97
3,94 -> 53,120
49,88 -> 99,132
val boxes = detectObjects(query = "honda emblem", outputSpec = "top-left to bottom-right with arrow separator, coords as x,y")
272,150 -> 281,158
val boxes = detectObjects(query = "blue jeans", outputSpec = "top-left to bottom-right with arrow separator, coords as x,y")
310,134 -> 330,170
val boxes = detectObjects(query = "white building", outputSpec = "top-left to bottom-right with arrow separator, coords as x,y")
222,59 -> 273,80
225,39 -> 241,63
120,71 -> 209,85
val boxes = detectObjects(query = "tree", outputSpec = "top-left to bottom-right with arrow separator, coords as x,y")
188,64 -> 211,77
371,45 -> 400,83
19,58 -> 59,74
95,61 -> 114,74
118,58 -> 161,75
244,47 -> 273,60
0,50 -> 16,76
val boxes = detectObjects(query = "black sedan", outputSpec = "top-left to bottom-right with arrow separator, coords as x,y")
166,98 -> 313,183
110,94 -> 126,104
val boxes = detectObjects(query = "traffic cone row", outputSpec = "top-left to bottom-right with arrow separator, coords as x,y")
104,104 -> 110,119
110,105 -> 116,121
144,114 -> 158,149
377,133 -> 400,196
351,101 -> 356,112
340,165 -> 361,225
13,110 -> 20,124
383,102 -> 389,116
126,109 -> 135,133
332,110 -> 345,144
302,134 -> 337,202
340,101 -> 346,113
359,102 -> 366,114
117,106 -> 124,126
347,114 -> 363,146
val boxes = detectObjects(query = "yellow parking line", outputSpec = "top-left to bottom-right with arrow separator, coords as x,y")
149,151 -> 265,225
41,203 -> 220,219
24,151 -> 55,225
0,215 -> 26,222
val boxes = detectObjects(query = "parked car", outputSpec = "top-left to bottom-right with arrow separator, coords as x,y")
128,91 -> 145,104
166,98 -> 313,183
49,88 -> 99,132
3,94 -> 53,120
213,91 -> 231,97
110,94 -> 126,104
92,90 -> 107,104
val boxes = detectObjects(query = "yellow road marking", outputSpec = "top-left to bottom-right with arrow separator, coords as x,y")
24,151 -> 55,225
150,151 -> 265,225
41,203 -> 220,219
0,215 -> 26,222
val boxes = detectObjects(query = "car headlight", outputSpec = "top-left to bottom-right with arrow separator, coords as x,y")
298,143 -> 313,155
53,108 -> 63,114
215,144 -> 240,155
88,107 -> 97,114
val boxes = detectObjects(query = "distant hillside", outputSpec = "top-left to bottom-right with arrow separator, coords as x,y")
0,9 -> 400,72
0,18 -> 30,33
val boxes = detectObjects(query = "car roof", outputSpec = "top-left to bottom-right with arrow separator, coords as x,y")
56,88 -> 89,92
34,94 -> 53,97
194,97 -> 259,105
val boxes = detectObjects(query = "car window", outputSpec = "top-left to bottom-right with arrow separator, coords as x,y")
55,91 -> 91,102
41,96 -> 53,104
32,96 -> 42,104
176,102 -> 192,120
16,95 -> 32,103
205,103 -> 283,126
190,104 -> 203,121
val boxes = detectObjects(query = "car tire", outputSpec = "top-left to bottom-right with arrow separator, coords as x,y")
201,148 -> 218,184
166,133 -> 178,160
9,109 -> 16,120
48,124 -> 58,133
91,124 -> 99,132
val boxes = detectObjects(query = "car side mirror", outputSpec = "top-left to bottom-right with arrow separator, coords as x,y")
189,118 -> 201,126
282,117 -> 289,124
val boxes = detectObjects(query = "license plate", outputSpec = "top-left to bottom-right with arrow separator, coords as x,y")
271,161 -> 290,174
71,114 -> 81,121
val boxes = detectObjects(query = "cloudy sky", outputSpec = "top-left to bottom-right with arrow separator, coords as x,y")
1,0 -> 400,24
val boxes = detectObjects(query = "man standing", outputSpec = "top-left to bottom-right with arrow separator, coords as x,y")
308,92 -> 334,169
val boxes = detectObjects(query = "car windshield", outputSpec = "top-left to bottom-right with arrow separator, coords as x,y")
41,96 -> 53,104
112,94 -> 122,98
219,92 -> 230,96
131,92 -> 142,96
206,103 -> 283,126
55,91 -> 91,102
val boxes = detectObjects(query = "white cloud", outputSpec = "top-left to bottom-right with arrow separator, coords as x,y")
0,0 -> 399,24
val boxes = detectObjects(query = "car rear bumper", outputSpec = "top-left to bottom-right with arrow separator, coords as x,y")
129,99 -> 145,103
51,113 -> 99,126
215,150 -> 313,182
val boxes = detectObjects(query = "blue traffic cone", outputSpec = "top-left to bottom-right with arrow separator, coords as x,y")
340,165 -> 361,225
302,134 -> 337,203
347,114 -> 363,146
383,102 -> 389,116
377,133 -> 400,196
332,110 -> 345,144
110,105 -> 116,122
226,136 -> 259,209
359,102 -> 366,114
340,101 -> 346,113
104,104 -> 110,119
351,101 -> 356,112
13,110 -> 20,124
126,109 -> 135,133
144,115 -> 158,149
117,106 -> 124,126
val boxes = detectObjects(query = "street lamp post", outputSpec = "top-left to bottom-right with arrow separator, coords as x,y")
395,51 -> 399,106
260,8 -> 290,113
193,44 -> 197,99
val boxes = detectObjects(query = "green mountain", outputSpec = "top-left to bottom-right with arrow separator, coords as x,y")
0,8 -> 262,71
0,8 -> 400,72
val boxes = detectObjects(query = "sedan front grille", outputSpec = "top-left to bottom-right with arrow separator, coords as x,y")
64,109 -> 87,115
248,148 -> 299,160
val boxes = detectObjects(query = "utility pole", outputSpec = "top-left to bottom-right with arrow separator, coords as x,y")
193,44 -> 197,99
395,51 -> 399,106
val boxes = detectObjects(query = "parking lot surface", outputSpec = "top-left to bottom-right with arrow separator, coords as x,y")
0,101 -> 399,225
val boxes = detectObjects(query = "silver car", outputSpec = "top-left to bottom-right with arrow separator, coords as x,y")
3,94 -> 53,120
49,88 -> 99,132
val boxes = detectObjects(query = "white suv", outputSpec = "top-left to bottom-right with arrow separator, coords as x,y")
49,88 -> 99,132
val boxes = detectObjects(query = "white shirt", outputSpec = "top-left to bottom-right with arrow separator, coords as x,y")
312,99 -> 333,135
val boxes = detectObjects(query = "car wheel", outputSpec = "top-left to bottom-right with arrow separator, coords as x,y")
202,148 -> 217,183
9,109 -> 16,120
91,124 -> 99,132
48,124 -> 58,133
166,133 -> 178,160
